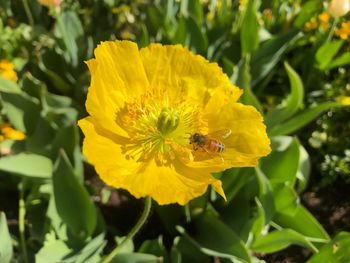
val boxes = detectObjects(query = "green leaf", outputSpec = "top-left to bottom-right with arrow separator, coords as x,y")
316,40 -> 344,70
251,29 -> 300,86
296,145 -> 311,193
266,62 -> 304,128
222,167 -> 255,203
293,0 -> 320,28
38,51 -> 73,94
36,232 -> 105,263
178,213 -> 252,262
327,51 -> 350,69
136,24 -> 149,48
138,237 -> 169,262
254,166 -> 275,224
261,137 -> 300,186
274,205 -> 329,242
308,232 -> 350,263
240,0 -> 259,55
110,253 -> 161,263
1,92 -> 40,134
0,77 -> 21,93
185,16 -> 208,55
0,212 -> 13,263
250,198 -> 266,238
234,57 -> 263,112
51,125 -> 83,178
35,240 -> 72,263
187,0 -> 204,25
272,183 -> 299,216
26,117 -> 56,155
172,16 -> 187,45
52,150 -> 97,240
269,102 -> 344,136
173,235 -> 210,263
54,11 -> 84,66
251,229 -> 317,253
0,153 -> 52,178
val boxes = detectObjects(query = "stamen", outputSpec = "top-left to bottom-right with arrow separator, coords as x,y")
115,91 -> 204,164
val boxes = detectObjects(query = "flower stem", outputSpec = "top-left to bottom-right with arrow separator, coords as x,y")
22,0 -> 34,27
19,180 -> 29,263
327,18 -> 339,42
101,196 -> 152,263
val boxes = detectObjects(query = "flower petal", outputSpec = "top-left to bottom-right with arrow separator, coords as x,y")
78,117 -> 223,205
204,102 -> 271,167
140,44 -> 241,107
85,41 -> 149,136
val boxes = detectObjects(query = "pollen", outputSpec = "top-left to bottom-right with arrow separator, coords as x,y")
114,89 -> 205,166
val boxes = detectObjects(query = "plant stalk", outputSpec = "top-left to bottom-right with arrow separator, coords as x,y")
22,0 -> 34,27
101,196 -> 152,263
19,181 -> 29,263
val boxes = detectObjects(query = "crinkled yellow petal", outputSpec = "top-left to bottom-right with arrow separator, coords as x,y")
204,102 -> 271,167
139,44 -> 242,107
85,41 -> 149,136
78,117 -> 224,205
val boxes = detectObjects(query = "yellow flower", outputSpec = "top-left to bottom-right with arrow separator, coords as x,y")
336,95 -> 350,105
318,12 -> 330,31
0,60 -> 18,82
304,17 -> 318,32
328,0 -> 350,18
78,41 -> 271,205
239,0 -> 247,9
38,0 -> 61,8
0,123 -> 25,143
335,21 -> 350,39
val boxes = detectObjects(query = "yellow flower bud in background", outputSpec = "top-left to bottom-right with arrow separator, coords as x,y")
336,95 -> 350,105
0,59 -> 18,82
0,124 -> 26,141
38,0 -> 62,8
328,0 -> 350,18
335,21 -> 350,39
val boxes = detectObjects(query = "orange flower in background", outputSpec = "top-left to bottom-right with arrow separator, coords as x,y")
335,21 -> 350,39
318,12 -> 330,31
78,41 -> 271,205
0,123 -> 25,143
0,60 -> 18,82
38,0 -> 62,8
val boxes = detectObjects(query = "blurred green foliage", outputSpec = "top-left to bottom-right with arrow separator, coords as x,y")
1,0 -> 350,262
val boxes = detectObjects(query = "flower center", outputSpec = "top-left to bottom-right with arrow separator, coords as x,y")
116,93 -> 205,164
157,107 -> 180,135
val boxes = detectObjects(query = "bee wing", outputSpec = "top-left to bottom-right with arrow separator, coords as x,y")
206,129 -> 232,140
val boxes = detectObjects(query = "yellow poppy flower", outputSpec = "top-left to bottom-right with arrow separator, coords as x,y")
336,95 -> 350,105
318,12 -> 330,31
78,41 -> 271,205
0,123 -> 25,142
0,60 -> 18,82
335,21 -> 350,39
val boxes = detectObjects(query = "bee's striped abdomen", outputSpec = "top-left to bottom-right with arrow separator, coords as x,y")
206,140 -> 225,153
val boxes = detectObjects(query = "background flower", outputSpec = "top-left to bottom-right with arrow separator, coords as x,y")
0,59 -> 18,82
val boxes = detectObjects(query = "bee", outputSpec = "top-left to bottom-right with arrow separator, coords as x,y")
189,129 -> 232,155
